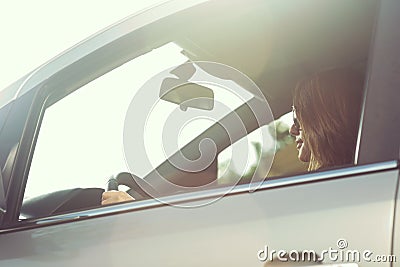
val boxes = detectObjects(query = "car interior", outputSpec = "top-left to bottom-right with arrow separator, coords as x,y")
132,0 -> 376,194
14,0 -> 378,219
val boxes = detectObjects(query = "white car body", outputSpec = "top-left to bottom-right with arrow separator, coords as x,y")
0,1 -> 399,266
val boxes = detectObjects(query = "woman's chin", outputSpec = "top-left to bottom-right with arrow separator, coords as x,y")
298,146 -> 311,162
298,154 -> 310,162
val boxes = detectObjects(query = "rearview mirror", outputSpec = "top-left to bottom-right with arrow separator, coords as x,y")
159,62 -> 214,111
160,79 -> 214,111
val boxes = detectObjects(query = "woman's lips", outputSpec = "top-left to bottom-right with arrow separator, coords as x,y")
296,139 -> 303,150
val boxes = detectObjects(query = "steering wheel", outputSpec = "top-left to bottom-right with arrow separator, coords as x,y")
106,172 -> 159,200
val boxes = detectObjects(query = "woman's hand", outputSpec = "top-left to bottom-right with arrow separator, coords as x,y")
101,191 -> 135,205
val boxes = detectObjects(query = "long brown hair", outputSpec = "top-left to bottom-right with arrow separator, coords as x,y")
293,68 -> 364,171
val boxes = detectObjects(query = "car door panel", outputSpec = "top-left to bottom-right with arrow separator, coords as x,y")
0,162 -> 397,266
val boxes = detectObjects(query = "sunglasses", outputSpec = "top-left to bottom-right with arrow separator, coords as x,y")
292,106 -> 302,131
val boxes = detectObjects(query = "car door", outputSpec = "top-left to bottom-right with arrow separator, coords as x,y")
0,1 -> 399,267
0,162 -> 397,267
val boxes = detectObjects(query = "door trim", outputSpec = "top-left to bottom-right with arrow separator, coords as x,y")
1,160 -> 398,234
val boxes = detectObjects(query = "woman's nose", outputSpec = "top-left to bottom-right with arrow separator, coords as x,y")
289,123 -> 299,136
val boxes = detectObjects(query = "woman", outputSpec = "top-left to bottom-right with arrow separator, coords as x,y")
289,68 -> 364,171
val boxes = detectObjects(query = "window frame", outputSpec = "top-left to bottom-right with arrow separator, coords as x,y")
355,0 -> 400,165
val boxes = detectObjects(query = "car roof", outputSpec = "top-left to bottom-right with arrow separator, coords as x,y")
170,0 -> 376,117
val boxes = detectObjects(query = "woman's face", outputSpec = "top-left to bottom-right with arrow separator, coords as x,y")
289,108 -> 311,162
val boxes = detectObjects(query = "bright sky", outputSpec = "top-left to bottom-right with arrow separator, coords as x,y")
0,0 -> 164,91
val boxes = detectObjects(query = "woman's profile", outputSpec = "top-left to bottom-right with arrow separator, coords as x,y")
289,68 -> 365,171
